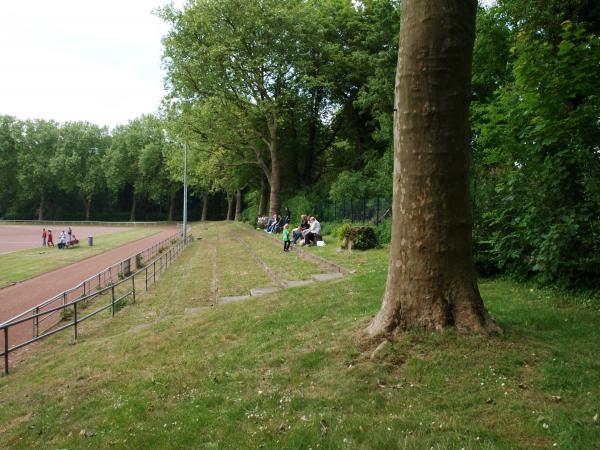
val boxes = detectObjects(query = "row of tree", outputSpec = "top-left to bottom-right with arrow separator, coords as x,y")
159,0 -> 599,288
0,115 -> 185,221
2,0 -> 598,288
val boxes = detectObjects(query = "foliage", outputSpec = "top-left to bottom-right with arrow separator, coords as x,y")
0,1 -> 597,292
474,20 -> 600,287
336,223 -> 379,250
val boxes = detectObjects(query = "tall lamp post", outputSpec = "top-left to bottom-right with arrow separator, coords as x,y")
183,142 -> 188,244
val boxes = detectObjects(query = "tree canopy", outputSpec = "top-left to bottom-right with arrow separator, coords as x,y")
0,0 -> 597,288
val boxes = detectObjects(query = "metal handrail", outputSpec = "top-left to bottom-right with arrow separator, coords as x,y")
1,237 -> 189,375
0,230 -> 183,327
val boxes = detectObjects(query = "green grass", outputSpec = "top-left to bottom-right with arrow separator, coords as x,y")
0,222 -> 598,449
234,224 -> 324,281
0,228 -> 160,288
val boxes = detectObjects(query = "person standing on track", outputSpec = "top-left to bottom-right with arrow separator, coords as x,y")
67,226 -> 72,245
58,231 -> 66,249
47,230 -> 54,247
42,228 -> 47,246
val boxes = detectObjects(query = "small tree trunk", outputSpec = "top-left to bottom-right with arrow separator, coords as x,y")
167,191 -> 175,222
201,193 -> 208,222
37,191 -> 45,221
268,119 -> 281,216
84,197 -> 92,221
234,189 -> 242,221
367,0 -> 500,337
226,194 -> 234,221
258,178 -> 268,217
303,87 -> 321,185
129,194 -> 136,222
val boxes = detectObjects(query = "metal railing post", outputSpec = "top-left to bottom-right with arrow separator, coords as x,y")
111,285 -> 116,316
145,266 -> 148,292
34,307 -> 39,338
132,276 -> 136,304
153,260 -> 156,283
73,302 -> 78,340
3,326 -> 8,375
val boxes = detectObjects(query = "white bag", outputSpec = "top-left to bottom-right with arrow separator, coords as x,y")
316,240 -> 326,247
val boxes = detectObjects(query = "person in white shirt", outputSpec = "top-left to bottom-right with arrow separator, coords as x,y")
58,231 -> 66,249
303,217 -> 321,246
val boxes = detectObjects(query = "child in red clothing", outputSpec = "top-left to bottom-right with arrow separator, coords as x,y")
47,230 -> 54,247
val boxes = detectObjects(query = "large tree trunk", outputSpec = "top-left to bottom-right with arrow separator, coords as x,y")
234,189 -> 242,221
367,0 -> 499,337
258,178 -> 268,217
37,191 -> 44,221
129,194 -> 136,222
268,119 -> 281,216
303,87 -> 322,185
167,191 -> 175,222
201,193 -> 208,222
226,194 -> 234,221
84,197 -> 92,221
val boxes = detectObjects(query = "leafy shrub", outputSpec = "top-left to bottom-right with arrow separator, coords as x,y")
336,224 -> 379,250
373,219 -> 391,245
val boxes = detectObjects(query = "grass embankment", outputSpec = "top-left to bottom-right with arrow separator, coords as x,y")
0,228 -> 160,288
0,222 -> 598,449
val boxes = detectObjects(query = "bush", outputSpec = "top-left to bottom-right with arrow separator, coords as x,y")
336,224 -> 379,250
373,219 -> 391,245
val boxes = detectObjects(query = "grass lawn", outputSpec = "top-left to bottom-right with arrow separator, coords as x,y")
0,222 -> 598,449
0,228 -> 160,288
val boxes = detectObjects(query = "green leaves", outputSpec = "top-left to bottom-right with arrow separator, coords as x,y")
473,19 -> 600,287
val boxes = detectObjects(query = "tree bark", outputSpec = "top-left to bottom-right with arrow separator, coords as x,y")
84,197 -> 92,221
37,191 -> 44,221
258,178 -> 268,217
268,119 -> 281,216
234,189 -> 242,221
226,194 -> 234,221
367,0 -> 500,337
167,191 -> 175,222
303,87 -> 322,185
201,193 -> 208,222
129,193 -> 136,222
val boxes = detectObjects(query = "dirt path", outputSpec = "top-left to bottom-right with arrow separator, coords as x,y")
0,227 -> 178,347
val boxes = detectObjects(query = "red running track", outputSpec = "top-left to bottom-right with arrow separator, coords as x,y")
0,227 -> 178,349
0,225 -> 132,254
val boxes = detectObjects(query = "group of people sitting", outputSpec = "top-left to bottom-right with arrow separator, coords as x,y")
42,227 -> 79,249
290,215 -> 322,247
259,210 -> 322,251
261,207 -> 291,234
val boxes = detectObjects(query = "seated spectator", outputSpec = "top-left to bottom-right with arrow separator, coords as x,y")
68,234 -> 79,247
292,214 -> 309,244
303,216 -> 322,246
256,215 -> 269,229
266,214 -> 281,233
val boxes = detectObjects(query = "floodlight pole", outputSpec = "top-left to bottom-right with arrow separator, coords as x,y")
183,142 -> 188,244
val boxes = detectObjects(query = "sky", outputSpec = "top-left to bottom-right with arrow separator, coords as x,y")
0,0 -> 182,129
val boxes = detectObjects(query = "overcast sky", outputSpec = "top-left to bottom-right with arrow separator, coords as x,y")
0,0 -> 181,129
